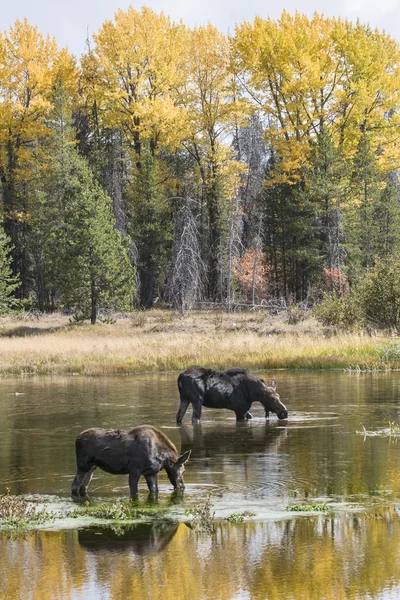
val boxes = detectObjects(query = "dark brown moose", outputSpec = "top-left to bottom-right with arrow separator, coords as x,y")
176,366 -> 288,423
71,424 -> 191,497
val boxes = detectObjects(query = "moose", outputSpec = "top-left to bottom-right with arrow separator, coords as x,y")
176,366 -> 288,423
71,424 -> 191,497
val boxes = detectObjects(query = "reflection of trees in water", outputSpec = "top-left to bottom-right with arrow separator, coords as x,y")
284,423 -> 400,500
78,522 -> 179,556
2,511 -> 400,599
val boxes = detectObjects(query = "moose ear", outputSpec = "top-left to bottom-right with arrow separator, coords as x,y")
175,450 -> 191,467
271,379 -> 277,390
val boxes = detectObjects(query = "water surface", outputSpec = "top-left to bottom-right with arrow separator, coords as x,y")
1,371 -> 400,599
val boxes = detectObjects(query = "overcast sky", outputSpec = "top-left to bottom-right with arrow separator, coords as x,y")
2,0 -> 400,57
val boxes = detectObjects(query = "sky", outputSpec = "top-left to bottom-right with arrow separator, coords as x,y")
2,0 -> 400,57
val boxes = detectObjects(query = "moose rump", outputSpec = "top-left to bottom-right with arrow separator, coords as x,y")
71,424 -> 190,497
176,366 -> 288,423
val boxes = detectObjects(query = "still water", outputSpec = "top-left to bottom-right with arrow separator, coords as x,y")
1,371 -> 400,599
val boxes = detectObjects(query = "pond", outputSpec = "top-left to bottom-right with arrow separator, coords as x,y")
1,371 -> 400,599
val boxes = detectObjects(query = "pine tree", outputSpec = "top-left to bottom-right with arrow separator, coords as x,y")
50,151 -> 135,323
0,221 -> 21,313
307,128 -> 347,274
129,146 -> 172,307
33,85 -> 135,323
262,150 -> 320,301
346,134 -> 385,278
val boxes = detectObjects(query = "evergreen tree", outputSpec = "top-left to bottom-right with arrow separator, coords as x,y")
50,151 -> 135,323
262,150 -> 320,301
129,146 -> 172,307
345,134 -> 383,278
306,129 -> 347,274
370,177 -> 400,260
33,85 -> 135,323
0,221 -> 21,313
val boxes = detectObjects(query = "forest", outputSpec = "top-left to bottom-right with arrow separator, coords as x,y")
1,8 -> 400,325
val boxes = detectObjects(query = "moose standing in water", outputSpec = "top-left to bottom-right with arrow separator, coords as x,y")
71,424 -> 191,497
176,366 -> 288,423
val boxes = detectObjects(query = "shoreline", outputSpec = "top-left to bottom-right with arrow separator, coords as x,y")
0,310 -> 398,377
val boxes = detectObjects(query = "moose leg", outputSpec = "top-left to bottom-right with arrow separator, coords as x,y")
145,473 -> 159,494
245,411 -> 253,419
235,411 -> 248,422
72,466 -> 93,496
176,398 -> 190,424
192,400 -> 202,422
79,465 -> 97,496
129,468 -> 141,496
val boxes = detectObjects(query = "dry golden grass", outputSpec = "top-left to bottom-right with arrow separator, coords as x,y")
0,309 -> 398,376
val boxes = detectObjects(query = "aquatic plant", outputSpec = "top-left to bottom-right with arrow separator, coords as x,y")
0,488 -> 51,529
286,502 -> 329,513
185,497 -> 215,533
70,500 -> 172,522
356,421 -> 400,438
225,511 -> 255,523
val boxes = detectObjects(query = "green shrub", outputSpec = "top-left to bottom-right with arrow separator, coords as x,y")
314,293 -> 362,327
357,256 -> 400,329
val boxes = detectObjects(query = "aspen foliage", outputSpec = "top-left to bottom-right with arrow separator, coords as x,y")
1,10 -> 400,308
233,12 -> 400,183
81,6 -> 189,155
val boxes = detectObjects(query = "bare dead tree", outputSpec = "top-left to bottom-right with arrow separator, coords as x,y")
166,196 -> 205,311
221,193 -> 243,311
233,114 -> 269,248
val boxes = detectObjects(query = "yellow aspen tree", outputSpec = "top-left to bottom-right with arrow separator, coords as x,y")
0,18 -> 77,295
80,7 -> 191,306
177,23 -> 248,298
81,6 -> 189,158
233,12 -> 400,183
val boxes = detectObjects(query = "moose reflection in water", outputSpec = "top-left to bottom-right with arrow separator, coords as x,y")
71,425 -> 191,497
176,366 -> 288,423
178,421 -> 287,459
78,522 -> 179,556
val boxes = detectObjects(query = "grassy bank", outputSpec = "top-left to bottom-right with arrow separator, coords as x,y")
0,310 -> 398,376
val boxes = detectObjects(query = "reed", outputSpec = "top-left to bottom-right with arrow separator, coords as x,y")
0,310 -> 397,376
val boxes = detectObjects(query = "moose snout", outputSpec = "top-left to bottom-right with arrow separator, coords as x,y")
278,409 -> 288,420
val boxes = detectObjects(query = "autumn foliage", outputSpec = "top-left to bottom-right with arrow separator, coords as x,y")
233,249 -> 270,303
323,268 -> 350,297
0,10 -> 400,310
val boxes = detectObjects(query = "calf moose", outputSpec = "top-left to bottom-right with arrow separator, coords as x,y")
71,424 -> 191,497
176,366 -> 288,423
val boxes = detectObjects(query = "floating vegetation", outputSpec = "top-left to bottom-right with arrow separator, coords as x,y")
185,497 -> 215,534
70,500 -> 172,522
356,421 -> 400,438
0,488 -> 52,530
286,502 -> 329,513
225,511 -> 255,523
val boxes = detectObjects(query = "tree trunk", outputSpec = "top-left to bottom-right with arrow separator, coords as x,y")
91,279 -> 97,325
